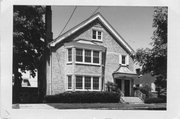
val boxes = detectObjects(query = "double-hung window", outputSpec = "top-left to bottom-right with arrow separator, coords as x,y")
75,76 -> 100,91
76,49 -> 83,62
76,76 -> 83,89
85,76 -> 91,90
93,51 -> 99,64
92,30 -> 102,40
67,75 -> 72,89
122,55 -> 126,65
67,48 -> 72,62
85,50 -> 91,63
93,77 -> 99,90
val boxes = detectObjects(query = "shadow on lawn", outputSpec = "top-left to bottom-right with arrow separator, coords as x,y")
46,103 -> 166,110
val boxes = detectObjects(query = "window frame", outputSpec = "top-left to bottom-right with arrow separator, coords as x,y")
67,75 -> 72,90
75,48 -> 101,65
92,29 -> 103,41
67,48 -> 72,63
75,76 -> 83,89
122,55 -> 126,65
75,75 -> 100,91
76,48 -> 83,62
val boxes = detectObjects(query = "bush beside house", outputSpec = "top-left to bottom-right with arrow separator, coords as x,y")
44,91 -> 121,103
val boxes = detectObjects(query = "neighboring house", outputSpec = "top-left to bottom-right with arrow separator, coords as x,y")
45,13 -> 137,96
20,70 -> 38,88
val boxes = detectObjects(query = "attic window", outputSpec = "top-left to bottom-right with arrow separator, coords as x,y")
92,30 -> 102,40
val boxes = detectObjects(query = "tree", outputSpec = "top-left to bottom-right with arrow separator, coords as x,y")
13,6 -> 46,103
135,7 -> 167,96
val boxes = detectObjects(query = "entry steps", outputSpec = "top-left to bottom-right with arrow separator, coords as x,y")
121,97 -> 144,104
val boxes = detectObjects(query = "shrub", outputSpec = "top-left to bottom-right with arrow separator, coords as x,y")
44,91 -> 120,103
144,97 -> 166,104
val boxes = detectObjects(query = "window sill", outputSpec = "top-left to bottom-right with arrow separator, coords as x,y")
91,39 -> 103,42
75,89 -> 100,91
75,62 -> 101,66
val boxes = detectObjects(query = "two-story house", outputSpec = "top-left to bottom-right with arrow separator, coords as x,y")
45,12 -> 137,96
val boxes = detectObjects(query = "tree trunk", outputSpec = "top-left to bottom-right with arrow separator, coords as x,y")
13,66 -> 22,103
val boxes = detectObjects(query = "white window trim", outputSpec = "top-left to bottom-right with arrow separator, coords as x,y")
119,54 -> 129,66
67,48 -> 72,63
75,48 -> 101,65
75,75 -> 101,91
92,29 -> 103,41
66,75 -> 73,91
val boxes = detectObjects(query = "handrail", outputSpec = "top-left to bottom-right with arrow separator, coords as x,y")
134,90 -> 146,101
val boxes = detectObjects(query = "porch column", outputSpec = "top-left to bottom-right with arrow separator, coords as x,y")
121,79 -> 125,94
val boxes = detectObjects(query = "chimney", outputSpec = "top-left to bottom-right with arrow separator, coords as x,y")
45,6 -> 53,44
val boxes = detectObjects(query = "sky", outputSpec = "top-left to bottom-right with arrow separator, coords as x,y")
51,6 -> 154,51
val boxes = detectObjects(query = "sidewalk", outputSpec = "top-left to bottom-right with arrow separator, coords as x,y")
13,103 -> 166,110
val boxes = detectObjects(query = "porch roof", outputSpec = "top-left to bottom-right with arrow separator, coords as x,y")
113,65 -> 137,78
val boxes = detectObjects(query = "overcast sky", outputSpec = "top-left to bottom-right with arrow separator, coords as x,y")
51,6 -> 154,51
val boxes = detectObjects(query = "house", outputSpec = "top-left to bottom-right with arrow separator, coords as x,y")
45,12 -> 137,96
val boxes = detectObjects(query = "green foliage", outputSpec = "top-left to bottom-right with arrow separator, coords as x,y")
44,91 -> 121,103
135,7 -> 167,96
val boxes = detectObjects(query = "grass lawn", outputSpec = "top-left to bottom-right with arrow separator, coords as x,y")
47,103 -> 166,110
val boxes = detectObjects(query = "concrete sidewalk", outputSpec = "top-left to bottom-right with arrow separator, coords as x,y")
13,104 -> 56,109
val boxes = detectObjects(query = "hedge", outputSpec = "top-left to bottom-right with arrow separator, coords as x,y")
44,91 -> 120,103
144,97 -> 166,104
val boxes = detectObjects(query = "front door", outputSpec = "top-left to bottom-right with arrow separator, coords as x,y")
116,79 -> 122,90
124,80 -> 130,96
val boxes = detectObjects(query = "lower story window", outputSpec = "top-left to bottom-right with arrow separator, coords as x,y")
93,77 -> 99,90
67,76 -> 72,89
85,76 -> 91,89
76,76 -> 83,89
74,76 -> 100,90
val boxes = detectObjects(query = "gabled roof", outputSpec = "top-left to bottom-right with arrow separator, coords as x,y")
49,12 -> 135,55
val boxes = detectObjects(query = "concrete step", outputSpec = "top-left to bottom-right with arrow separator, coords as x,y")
121,97 -> 144,104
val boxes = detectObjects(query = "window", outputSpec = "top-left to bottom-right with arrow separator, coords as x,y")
75,48 -> 101,65
76,49 -> 83,62
92,30 -> 102,40
67,76 -> 72,89
85,76 -> 91,89
102,52 -> 105,65
75,76 -> 100,91
68,49 -> 72,62
76,76 -> 83,89
93,51 -> 99,63
93,77 -> 99,90
98,31 -> 102,39
92,30 -> 96,39
85,50 -> 91,63
122,55 -> 126,64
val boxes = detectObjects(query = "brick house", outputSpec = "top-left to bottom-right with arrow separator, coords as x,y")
45,12 -> 137,96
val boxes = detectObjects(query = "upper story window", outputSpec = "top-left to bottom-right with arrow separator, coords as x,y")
119,54 -> 129,66
68,48 -> 72,62
93,51 -> 99,64
122,55 -> 126,65
92,30 -> 102,40
85,50 -> 91,63
76,49 -> 83,62
74,48 -> 100,65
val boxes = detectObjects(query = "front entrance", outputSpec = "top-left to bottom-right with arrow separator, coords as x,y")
116,79 -> 131,96
124,80 -> 130,96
